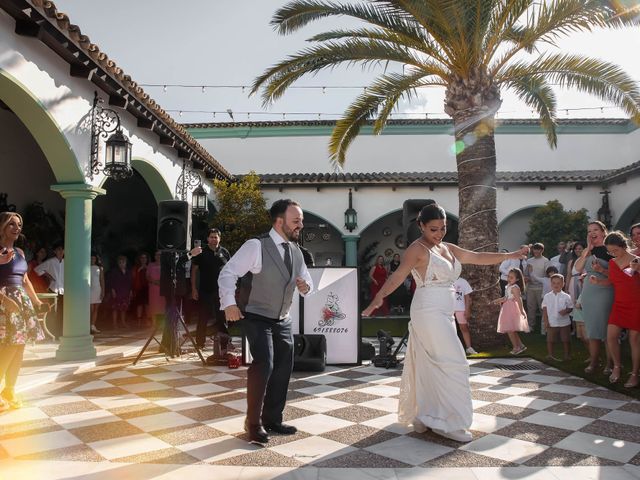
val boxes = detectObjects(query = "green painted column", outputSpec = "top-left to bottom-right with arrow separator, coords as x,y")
51,183 -> 105,361
343,235 -> 360,267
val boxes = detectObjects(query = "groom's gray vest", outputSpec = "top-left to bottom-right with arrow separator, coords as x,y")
238,234 -> 304,320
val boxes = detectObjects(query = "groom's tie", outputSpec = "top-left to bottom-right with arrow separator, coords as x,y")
282,242 -> 292,276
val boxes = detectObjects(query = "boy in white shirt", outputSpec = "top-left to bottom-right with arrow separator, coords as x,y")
542,274 -> 573,361
540,265 -> 559,335
453,277 -> 477,355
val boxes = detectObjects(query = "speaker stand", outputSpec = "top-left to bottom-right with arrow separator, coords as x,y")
133,251 -> 205,366
133,304 -> 206,366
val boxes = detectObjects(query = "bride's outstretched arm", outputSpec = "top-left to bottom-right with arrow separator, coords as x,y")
362,243 -> 422,316
446,243 -> 529,266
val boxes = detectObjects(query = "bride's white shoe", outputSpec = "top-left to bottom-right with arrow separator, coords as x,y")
412,420 -> 427,433
432,428 -> 473,442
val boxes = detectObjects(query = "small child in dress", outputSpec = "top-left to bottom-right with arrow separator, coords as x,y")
495,268 -> 529,355
453,277 -> 477,355
542,273 -> 574,361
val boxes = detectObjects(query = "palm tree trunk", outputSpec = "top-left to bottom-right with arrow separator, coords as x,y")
454,115 -> 504,349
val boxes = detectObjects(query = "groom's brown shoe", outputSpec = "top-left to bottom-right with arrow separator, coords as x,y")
244,420 -> 269,444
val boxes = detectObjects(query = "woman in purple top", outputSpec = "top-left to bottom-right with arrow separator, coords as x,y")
0,212 -> 45,412
109,255 -> 133,329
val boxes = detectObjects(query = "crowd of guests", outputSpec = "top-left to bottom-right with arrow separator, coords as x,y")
366,223 -> 640,378
495,222 -> 640,388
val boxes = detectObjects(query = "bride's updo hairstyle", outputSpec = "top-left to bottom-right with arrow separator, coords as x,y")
417,203 -> 446,226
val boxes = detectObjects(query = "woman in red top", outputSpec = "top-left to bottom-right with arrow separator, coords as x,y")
27,246 -> 48,294
132,252 -> 150,327
369,255 -> 389,316
590,231 -> 640,388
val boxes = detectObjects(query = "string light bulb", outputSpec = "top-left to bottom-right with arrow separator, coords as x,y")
163,85 -> 167,93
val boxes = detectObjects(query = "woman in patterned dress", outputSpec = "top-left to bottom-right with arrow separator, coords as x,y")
0,212 -> 45,412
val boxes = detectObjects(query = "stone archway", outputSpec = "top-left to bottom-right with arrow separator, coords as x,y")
130,157 -> 173,203
499,205 -> 544,250
301,211 -> 344,266
615,197 -> 640,234
0,70 -> 104,360
0,69 -> 83,182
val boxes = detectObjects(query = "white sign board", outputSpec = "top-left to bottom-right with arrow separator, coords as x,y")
242,268 -> 359,365
303,268 -> 359,364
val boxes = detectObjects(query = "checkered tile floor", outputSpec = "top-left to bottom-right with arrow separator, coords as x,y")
3,353 -> 640,476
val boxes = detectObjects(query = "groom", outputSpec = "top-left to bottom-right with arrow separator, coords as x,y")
218,199 -> 313,443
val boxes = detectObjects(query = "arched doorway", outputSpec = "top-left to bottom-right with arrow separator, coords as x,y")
92,170 -> 159,268
357,208 -> 459,315
300,211 -> 344,266
130,157 -> 172,203
0,70 -> 83,183
616,197 -> 640,233
499,206 -> 543,250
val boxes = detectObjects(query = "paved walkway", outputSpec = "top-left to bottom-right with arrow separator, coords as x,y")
2,336 -> 640,479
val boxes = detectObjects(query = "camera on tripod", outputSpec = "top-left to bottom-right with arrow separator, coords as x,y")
373,329 -> 398,368
372,329 -> 410,369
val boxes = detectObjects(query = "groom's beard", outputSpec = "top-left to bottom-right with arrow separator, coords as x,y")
283,225 -> 300,242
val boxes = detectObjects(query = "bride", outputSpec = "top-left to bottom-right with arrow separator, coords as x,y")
363,203 -> 528,442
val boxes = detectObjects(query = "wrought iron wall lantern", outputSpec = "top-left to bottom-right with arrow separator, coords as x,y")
344,188 -> 358,232
176,160 -> 208,217
82,91 -> 133,180
597,190 -> 612,229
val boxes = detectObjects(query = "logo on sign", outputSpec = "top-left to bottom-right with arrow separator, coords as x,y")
319,291 -> 346,327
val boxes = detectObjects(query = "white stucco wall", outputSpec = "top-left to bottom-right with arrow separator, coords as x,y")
197,117 -> 638,250
199,127 -> 636,175
0,11 -> 189,196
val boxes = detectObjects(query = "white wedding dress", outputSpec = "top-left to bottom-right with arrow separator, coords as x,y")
398,246 -> 473,434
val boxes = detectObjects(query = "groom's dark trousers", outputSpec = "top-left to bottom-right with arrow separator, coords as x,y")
241,312 -> 294,426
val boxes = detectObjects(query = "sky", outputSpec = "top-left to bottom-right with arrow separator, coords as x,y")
52,0 -> 640,124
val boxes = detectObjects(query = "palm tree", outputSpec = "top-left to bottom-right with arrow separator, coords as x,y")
251,0 -> 640,347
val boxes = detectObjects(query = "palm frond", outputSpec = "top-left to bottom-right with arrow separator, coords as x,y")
497,53 -> 640,122
329,69 -> 445,166
251,39 -> 448,106
272,0 -> 424,41
500,73 -> 558,147
533,0 -> 640,40
489,0 -> 640,72
380,0 -> 462,71
482,0 -> 532,63
306,27 -> 452,69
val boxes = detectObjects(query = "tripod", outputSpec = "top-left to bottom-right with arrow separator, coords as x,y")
387,330 -> 409,368
373,330 -> 409,369
133,250 -> 205,366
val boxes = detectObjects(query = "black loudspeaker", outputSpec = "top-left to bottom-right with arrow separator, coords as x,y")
293,334 -> 327,372
402,199 -> 437,245
157,200 -> 191,251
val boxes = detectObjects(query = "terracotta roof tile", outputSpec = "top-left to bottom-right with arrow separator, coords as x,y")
22,0 -> 231,180
251,166 -> 640,185
183,118 -> 633,129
